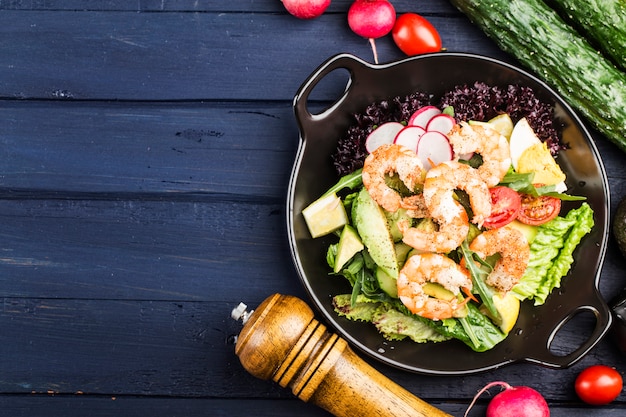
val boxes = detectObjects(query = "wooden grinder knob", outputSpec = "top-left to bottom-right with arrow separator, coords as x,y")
232,293 -> 452,417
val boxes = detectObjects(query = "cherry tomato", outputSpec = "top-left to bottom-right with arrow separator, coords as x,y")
575,365 -> 623,405
392,13 -> 442,56
483,186 -> 521,229
517,189 -> 561,226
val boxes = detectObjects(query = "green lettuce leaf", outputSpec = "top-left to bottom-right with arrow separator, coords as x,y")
332,294 -> 449,343
512,203 -> 594,304
533,202 -> 594,303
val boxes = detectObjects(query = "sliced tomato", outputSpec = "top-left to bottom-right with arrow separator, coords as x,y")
517,190 -> 561,226
483,186 -> 521,229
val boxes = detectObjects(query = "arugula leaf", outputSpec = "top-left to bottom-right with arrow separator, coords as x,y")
321,169 -> 363,198
500,172 -> 585,201
460,240 -> 498,317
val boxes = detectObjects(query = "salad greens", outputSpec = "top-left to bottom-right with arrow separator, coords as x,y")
306,101 -> 596,352
332,294 -> 450,343
512,202 -> 594,304
319,168 -> 594,352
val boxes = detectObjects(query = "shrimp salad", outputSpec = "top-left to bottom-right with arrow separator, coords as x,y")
302,84 -> 594,352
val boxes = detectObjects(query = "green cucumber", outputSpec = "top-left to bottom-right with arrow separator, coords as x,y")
375,267 -> 398,298
449,0 -> 626,153
546,0 -> 626,71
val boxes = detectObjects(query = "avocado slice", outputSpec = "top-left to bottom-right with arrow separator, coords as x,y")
352,188 -> 399,279
385,208 -> 413,242
333,225 -> 364,273
507,220 -> 538,244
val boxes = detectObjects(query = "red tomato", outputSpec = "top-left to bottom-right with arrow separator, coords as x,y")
517,190 -> 561,226
392,13 -> 442,56
575,365 -> 623,405
483,186 -> 521,229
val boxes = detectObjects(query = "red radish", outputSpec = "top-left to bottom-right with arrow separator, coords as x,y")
408,105 -> 441,128
365,121 -> 405,153
464,381 -> 550,417
416,131 -> 453,169
281,0 -> 331,19
347,0 -> 396,64
393,125 -> 425,152
425,113 -> 456,134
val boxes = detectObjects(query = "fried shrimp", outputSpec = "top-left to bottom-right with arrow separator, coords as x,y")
397,253 -> 472,321
469,227 -> 530,293
399,160 -> 491,253
447,122 -> 511,187
362,144 -> 425,212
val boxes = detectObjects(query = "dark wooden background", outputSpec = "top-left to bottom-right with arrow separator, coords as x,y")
0,1 -> 624,415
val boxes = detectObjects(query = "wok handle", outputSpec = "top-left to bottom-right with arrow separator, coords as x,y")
292,53 -> 369,136
522,290 -> 612,368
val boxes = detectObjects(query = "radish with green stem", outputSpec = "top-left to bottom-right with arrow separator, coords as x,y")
464,381 -> 550,417
347,0 -> 396,64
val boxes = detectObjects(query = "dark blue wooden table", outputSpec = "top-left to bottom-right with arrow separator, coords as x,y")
0,1 -> 624,416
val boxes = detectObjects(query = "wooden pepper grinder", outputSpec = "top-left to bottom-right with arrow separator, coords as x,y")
231,293 -> 452,417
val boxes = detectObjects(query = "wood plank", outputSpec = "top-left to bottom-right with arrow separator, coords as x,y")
0,297 -> 624,402
0,11 -> 506,101
0,0 -> 461,14
0,102 -> 299,197
0,396 -> 335,417
1,395 -> 622,417
0,198 -> 304,300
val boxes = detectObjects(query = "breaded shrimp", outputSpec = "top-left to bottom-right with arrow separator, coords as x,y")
362,144 -> 425,213
397,253 -> 472,321
447,122 -> 511,187
468,226 -> 530,293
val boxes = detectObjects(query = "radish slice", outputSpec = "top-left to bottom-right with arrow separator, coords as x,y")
416,131 -> 454,169
408,106 -> 441,128
393,125 -> 425,153
365,122 -> 405,153
426,113 -> 456,134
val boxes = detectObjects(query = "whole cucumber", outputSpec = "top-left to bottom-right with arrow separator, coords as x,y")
611,195 -> 626,354
448,0 -> 626,153
546,0 -> 626,71
614,195 -> 626,259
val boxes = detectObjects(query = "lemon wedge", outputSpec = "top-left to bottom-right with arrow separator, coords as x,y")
302,193 -> 348,238
469,114 -> 514,140
492,292 -> 521,334
487,113 -> 514,140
